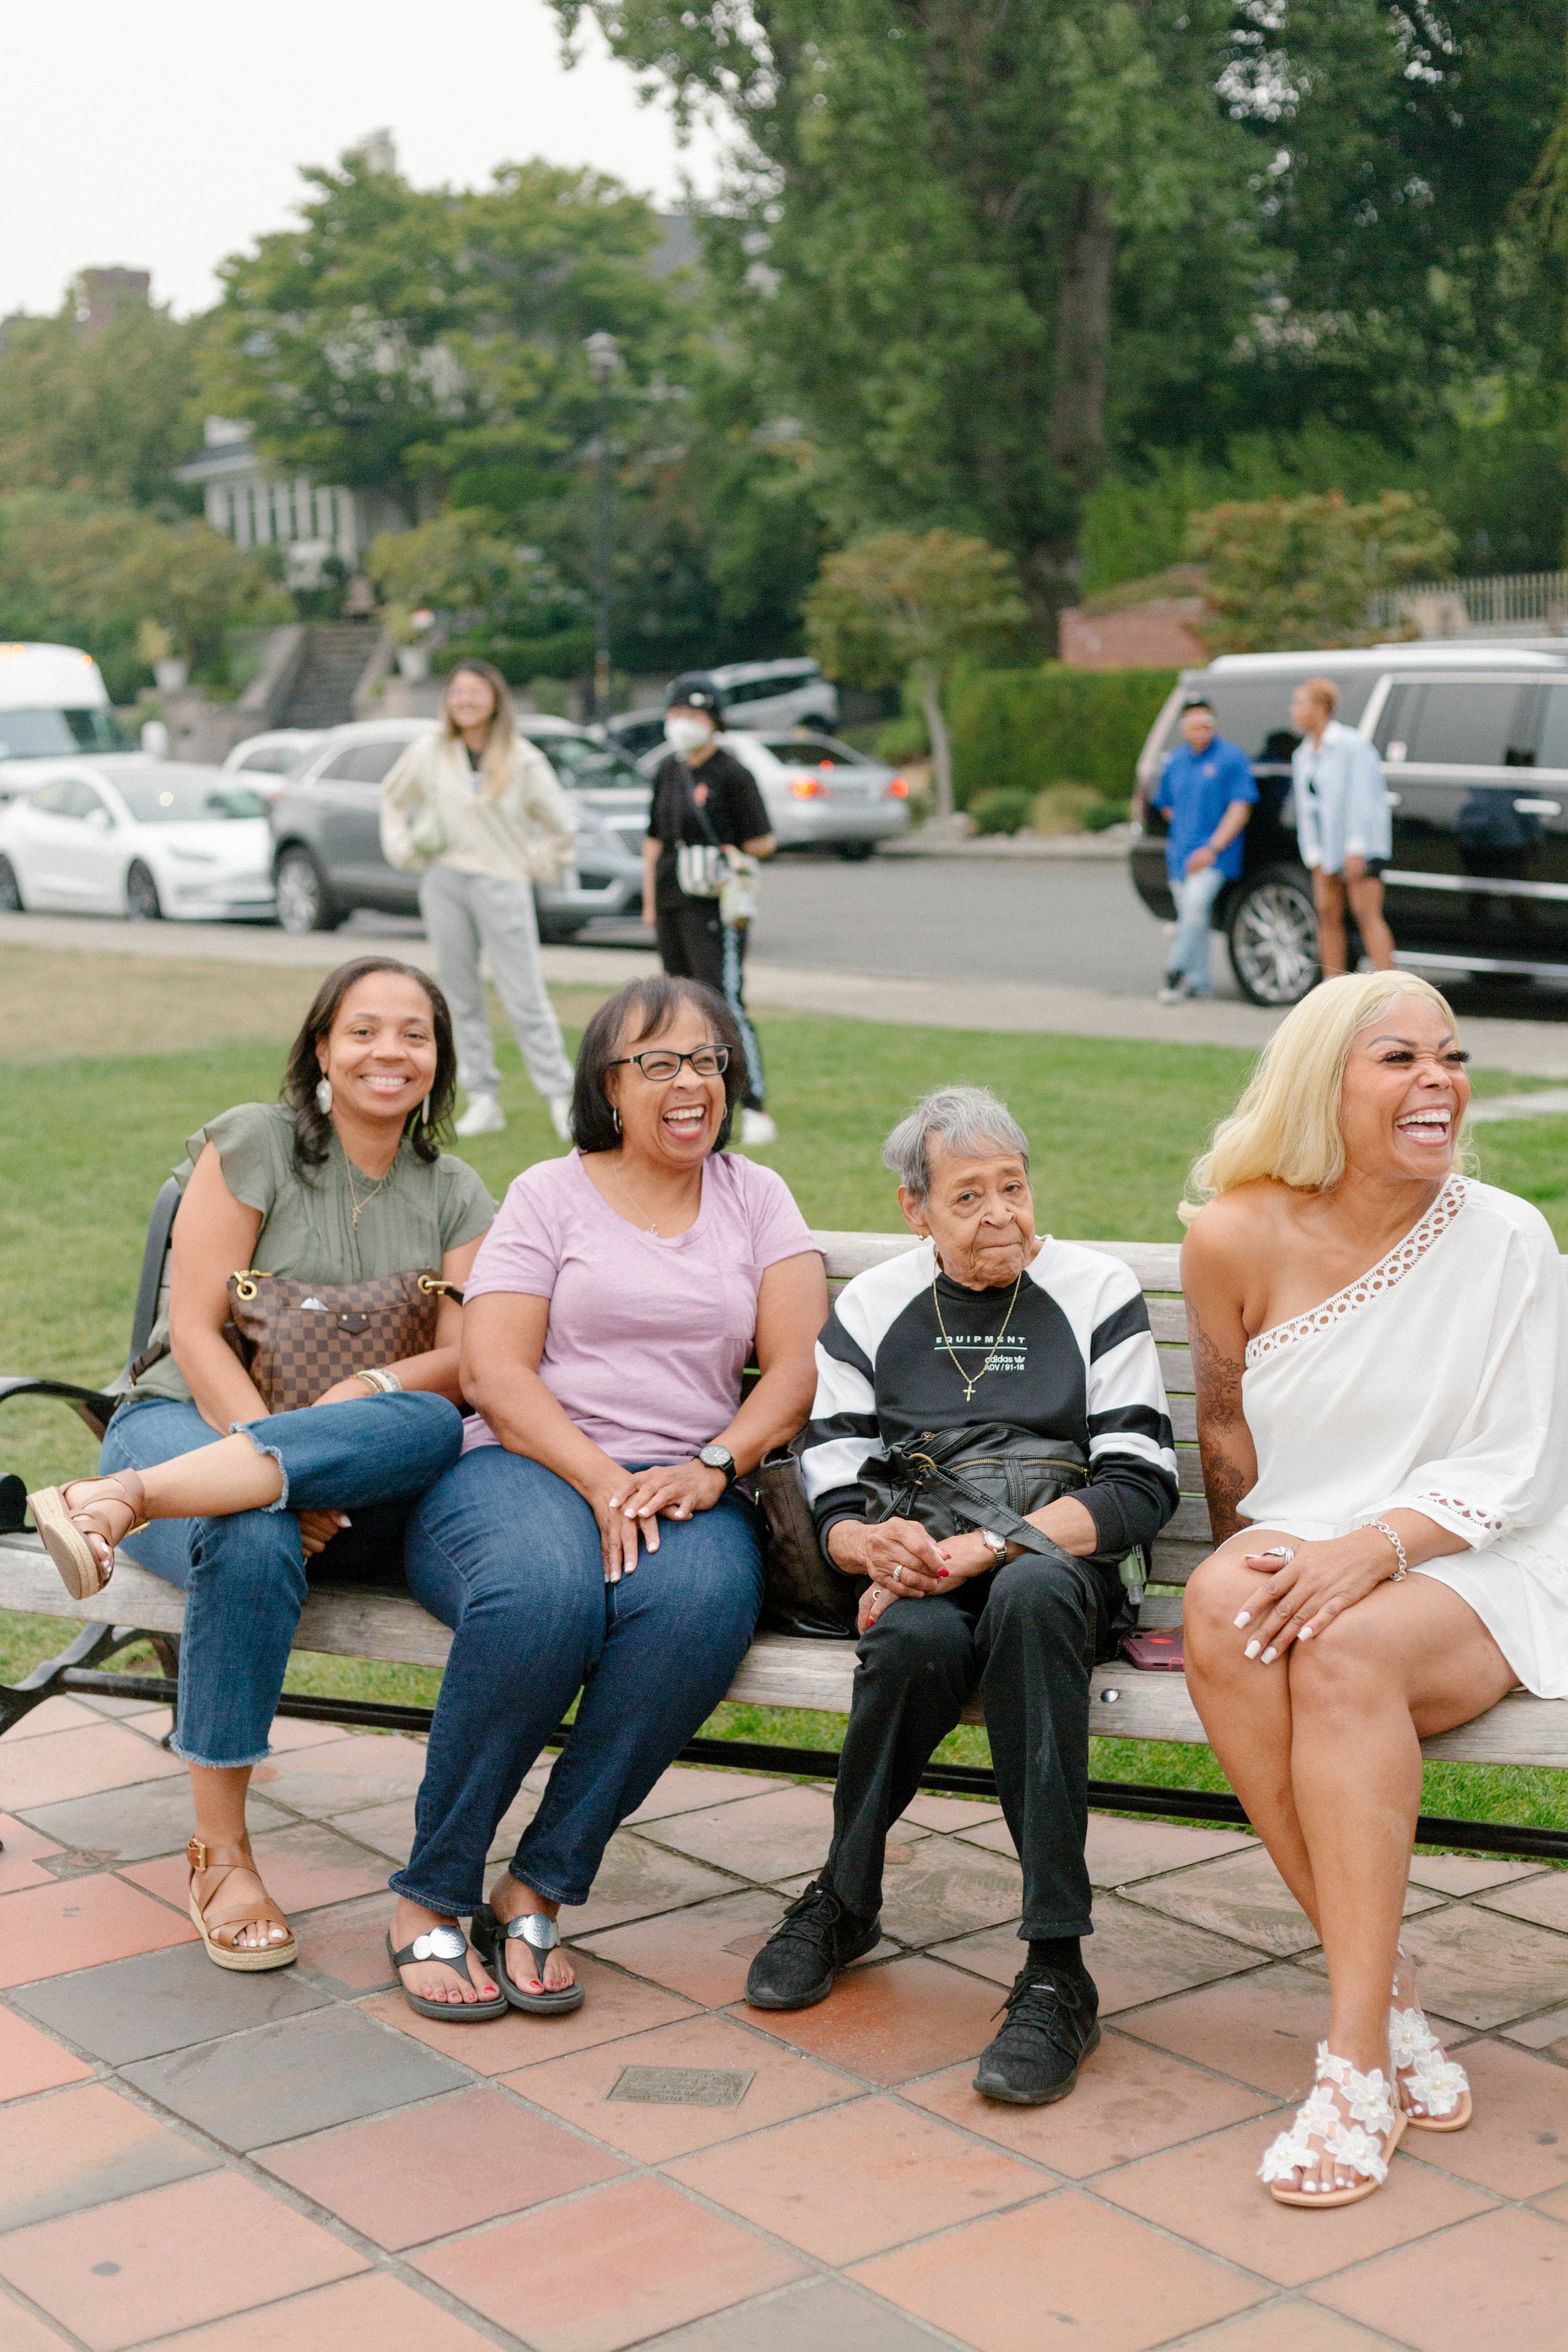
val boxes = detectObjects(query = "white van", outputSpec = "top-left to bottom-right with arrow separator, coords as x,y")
0,644 -> 128,783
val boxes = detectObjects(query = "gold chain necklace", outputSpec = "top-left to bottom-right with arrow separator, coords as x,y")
609,1158 -> 701,1236
931,1269 -> 1024,1403
344,1154 -> 395,1231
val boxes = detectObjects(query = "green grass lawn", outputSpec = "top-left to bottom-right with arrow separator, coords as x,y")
3,946 -> 1565,1842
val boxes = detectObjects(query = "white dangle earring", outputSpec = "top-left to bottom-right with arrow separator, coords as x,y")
611,1105 -> 622,1135
421,1094 -> 431,1127
315,1077 -> 332,1115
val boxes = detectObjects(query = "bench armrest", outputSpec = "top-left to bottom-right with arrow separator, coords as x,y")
0,1376 -> 122,1438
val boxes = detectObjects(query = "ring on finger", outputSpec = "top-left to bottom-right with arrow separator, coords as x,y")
893,1565 -> 904,1585
1260,1544 -> 1296,1565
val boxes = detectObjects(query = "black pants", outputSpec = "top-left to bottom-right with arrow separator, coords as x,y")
655,899 -> 766,1110
822,1550 -> 1115,1943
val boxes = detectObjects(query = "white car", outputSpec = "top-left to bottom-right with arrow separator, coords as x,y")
715,731 -> 911,858
223,729 -> 329,800
0,756 -> 276,922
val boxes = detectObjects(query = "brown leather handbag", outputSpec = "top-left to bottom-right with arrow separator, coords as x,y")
223,1269 -> 459,1411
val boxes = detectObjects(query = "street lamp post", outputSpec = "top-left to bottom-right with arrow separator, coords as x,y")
585,331 -> 621,723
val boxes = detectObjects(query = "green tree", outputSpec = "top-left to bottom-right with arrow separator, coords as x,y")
559,1 -> 1258,628
0,288 -> 202,510
1185,491 -> 1457,655
0,493 -> 285,698
804,529 -> 1028,818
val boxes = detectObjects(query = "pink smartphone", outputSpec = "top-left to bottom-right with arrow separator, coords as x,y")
1119,1626 -> 1185,1673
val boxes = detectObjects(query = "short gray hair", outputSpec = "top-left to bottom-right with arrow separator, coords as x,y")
882,1086 -> 1030,1200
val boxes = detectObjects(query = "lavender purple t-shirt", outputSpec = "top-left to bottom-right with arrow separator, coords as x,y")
461,1149 -> 820,1465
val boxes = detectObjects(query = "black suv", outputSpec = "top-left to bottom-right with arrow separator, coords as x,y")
1130,647 -> 1568,1003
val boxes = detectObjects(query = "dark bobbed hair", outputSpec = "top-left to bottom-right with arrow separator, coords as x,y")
571,976 -> 744,1155
282,957 -> 457,1175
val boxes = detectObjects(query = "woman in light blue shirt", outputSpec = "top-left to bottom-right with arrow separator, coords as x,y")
1290,677 -> 1396,978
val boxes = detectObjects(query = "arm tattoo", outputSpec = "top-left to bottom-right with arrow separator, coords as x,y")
1187,1305 -> 1252,1542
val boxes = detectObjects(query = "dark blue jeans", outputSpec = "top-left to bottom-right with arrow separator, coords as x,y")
102,1392 -> 464,1769
391,1445 -> 765,1915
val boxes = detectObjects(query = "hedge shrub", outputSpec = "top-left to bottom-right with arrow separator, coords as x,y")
948,664 -> 1177,807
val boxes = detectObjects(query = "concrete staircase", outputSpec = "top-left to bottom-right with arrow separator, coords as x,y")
278,623 -> 381,727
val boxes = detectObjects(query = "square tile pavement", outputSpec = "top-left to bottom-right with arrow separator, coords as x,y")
6,1699 -> 1568,2352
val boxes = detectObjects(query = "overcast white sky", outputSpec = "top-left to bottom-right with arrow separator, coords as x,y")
3,0 -> 722,319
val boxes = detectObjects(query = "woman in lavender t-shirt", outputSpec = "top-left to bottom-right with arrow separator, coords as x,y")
387,977 -> 827,2018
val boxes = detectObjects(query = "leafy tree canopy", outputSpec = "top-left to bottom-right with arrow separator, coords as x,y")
0,287 -> 203,511
1185,489 -> 1457,653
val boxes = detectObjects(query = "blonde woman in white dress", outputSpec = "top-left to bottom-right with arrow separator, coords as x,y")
1182,972 -> 1568,2210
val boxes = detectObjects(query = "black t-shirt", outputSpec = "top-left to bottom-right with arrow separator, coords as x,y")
647,747 -> 771,910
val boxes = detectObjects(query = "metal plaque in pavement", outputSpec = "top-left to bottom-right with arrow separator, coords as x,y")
606,2064 -> 756,2109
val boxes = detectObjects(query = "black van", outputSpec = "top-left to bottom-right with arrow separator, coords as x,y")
1130,647 -> 1568,1003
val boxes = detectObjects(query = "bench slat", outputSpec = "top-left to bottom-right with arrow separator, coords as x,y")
1158,1345 -> 1194,1394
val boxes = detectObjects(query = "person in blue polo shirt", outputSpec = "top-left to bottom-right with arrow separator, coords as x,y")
1150,698 -> 1258,1003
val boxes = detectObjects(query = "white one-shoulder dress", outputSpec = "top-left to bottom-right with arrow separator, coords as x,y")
1238,1173 -> 1568,1698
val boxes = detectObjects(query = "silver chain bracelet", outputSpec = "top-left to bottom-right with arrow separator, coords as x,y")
1367,1519 -> 1409,1581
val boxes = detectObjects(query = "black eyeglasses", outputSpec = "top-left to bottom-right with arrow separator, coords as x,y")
606,1045 -> 730,1081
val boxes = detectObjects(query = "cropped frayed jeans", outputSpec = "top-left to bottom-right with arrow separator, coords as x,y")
101,1392 -> 464,1769
391,1445 -> 765,1918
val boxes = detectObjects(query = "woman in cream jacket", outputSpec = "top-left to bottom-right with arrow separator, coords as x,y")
383,660 -> 577,1140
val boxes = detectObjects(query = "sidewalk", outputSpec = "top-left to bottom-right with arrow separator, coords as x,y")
3,1690 -> 1567,2351
9,909 -> 1568,1077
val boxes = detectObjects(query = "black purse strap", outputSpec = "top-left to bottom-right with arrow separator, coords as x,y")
891,1444 -> 1082,1562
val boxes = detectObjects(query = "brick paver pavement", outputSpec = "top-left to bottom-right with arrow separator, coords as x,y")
3,1691 -> 1568,2351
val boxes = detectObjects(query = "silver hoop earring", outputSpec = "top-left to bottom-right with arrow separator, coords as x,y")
611,1106 -> 621,1135
315,1078 -> 332,1115
421,1094 -> 431,1127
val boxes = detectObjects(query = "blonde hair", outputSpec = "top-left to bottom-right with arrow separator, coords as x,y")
1295,674 -> 1340,718
1180,972 -> 1459,1221
440,659 -> 518,801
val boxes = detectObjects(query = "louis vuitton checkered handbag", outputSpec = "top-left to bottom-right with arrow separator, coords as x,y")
225,1269 -> 460,1411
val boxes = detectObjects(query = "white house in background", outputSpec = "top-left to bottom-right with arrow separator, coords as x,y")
174,419 -> 413,586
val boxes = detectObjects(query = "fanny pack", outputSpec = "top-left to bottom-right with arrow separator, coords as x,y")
859,1423 -> 1088,1554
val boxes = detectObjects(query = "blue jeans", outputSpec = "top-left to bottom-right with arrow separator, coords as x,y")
1167,862 -> 1225,993
101,1393 -> 465,1769
391,1446 -> 765,1915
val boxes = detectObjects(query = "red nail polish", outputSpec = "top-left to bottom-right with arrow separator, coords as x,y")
937,1567 -> 950,1577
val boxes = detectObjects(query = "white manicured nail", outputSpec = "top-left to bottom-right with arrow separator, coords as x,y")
1233,1611 -> 1251,1628
1261,1646 -> 1277,1664
1298,1624 -> 1314,1640
1244,1639 -> 1261,1659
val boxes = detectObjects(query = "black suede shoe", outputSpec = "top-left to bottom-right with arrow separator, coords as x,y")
744,1880 -> 881,2011
973,1964 -> 1101,2105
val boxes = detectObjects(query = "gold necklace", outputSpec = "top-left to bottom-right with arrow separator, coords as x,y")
931,1269 -> 1024,1402
344,1152 -> 395,1230
608,1158 -> 701,1236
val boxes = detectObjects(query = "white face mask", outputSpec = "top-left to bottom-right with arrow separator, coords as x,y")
665,714 -> 715,756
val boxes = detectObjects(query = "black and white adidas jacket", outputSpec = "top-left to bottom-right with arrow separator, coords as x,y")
800,1238 -> 1179,1559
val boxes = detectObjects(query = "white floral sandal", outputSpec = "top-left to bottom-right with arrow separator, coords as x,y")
1389,1949 -> 1471,2131
1260,2045 -> 1406,2208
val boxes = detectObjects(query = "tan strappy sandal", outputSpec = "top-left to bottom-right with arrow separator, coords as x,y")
187,1837 -> 297,1973
28,1471 -> 148,1601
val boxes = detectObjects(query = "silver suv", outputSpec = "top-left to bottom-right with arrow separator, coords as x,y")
268,716 -> 649,940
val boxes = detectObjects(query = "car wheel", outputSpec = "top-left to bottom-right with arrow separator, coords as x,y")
1227,868 -> 1319,1005
274,847 -> 344,935
0,857 -> 23,913
125,861 -> 162,922
835,839 -> 876,862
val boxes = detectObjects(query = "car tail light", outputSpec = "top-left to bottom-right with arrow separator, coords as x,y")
788,773 -> 829,798
884,774 -> 909,800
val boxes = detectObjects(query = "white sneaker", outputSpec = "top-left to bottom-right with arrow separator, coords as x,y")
739,1108 -> 778,1147
1156,978 -> 1187,1005
548,1094 -> 573,1142
453,1093 -> 507,1138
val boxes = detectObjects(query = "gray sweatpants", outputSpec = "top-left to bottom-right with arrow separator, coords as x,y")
418,865 -> 574,1103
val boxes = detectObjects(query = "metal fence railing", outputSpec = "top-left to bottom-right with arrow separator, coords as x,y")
1370,570 -> 1568,637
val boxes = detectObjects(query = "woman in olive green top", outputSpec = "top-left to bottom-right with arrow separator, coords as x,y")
29,958 -> 494,1977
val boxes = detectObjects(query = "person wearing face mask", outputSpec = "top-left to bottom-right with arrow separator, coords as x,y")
644,675 -> 778,1148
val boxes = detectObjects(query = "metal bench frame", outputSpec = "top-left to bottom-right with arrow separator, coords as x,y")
4,1196 -> 1566,1860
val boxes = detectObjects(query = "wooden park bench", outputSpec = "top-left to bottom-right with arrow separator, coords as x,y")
4,1195 -> 1566,1862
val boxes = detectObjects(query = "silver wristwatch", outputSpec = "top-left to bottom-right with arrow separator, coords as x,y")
978,1527 -> 1009,1566
698,1443 -> 738,1490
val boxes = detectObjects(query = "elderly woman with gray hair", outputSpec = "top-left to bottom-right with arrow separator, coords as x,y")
746,1086 -> 1179,2106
